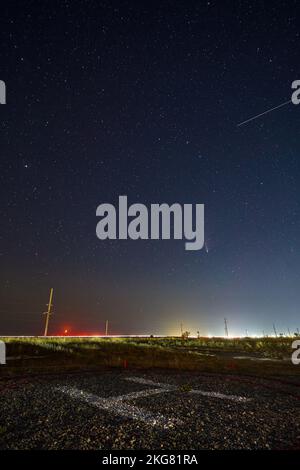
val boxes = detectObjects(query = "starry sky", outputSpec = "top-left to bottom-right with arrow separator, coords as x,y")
0,1 -> 299,336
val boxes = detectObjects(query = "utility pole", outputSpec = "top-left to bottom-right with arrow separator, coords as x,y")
43,288 -> 54,336
105,319 -> 109,336
224,318 -> 229,338
180,323 -> 183,336
288,328 -> 291,337
273,323 -> 277,338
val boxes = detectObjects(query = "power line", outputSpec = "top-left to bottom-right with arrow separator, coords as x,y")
224,318 -> 229,338
43,288 -> 54,336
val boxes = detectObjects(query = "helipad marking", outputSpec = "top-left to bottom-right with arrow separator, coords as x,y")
56,376 -> 250,428
125,377 -> 251,402
56,385 -> 182,428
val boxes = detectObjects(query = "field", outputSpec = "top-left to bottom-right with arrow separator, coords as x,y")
1,336 -> 300,450
1,335 -> 299,378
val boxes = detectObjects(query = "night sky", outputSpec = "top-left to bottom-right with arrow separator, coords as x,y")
1,1 -> 300,336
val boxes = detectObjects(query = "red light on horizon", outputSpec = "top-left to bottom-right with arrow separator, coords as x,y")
52,329 -> 112,337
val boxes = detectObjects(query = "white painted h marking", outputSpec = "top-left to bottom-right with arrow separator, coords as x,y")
56,376 -> 250,428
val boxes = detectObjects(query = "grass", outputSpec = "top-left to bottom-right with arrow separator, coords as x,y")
1,336 -> 299,380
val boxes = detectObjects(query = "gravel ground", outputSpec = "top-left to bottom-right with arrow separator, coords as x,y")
0,370 -> 299,450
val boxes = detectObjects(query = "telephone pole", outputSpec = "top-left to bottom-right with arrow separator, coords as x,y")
273,323 -> 277,338
43,288 -> 54,336
224,318 -> 229,338
105,319 -> 109,336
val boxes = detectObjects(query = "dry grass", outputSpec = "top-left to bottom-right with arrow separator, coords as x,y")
1,336 -> 299,380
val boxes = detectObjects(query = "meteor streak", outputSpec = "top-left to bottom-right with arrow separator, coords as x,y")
237,99 -> 292,127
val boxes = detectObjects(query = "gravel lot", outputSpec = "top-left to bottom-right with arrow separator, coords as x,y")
0,370 -> 299,450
